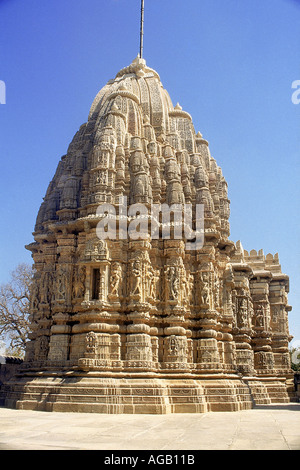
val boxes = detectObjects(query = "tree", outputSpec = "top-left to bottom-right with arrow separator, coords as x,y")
0,263 -> 33,357
290,346 -> 300,372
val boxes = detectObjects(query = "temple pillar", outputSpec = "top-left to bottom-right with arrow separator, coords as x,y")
250,271 -> 275,374
193,244 -> 222,372
231,264 -> 255,375
161,240 -> 191,371
268,272 -> 293,373
125,239 -> 155,371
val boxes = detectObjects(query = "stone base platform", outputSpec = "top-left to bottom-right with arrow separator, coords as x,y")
1,371 -> 291,414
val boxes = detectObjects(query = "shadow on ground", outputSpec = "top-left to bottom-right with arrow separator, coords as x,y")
254,404 -> 300,411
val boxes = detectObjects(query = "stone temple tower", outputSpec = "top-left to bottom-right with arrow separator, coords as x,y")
3,57 -> 294,413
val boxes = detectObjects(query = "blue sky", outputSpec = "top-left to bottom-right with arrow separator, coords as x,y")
0,0 -> 299,342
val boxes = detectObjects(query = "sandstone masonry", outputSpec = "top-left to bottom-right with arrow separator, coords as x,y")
2,57 -> 294,413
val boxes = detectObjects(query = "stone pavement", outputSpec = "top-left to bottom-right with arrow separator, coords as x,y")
0,404 -> 299,451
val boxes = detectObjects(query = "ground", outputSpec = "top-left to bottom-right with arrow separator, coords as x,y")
0,403 -> 299,450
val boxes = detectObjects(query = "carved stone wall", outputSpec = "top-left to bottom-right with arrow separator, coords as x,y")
4,57 -> 293,413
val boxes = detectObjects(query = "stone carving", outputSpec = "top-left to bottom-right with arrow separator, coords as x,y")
72,266 -> 86,299
126,334 -> 152,362
40,271 -> 53,305
237,294 -> 249,328
254,303 -> 265,328
129,146 -> 152,204
85,239 -> 107,261
164,335 -> 188,364
181,272 -> 193,306
199,272 -> 211,307
130,259 -> 143,297
56,267 -> 69,301
30,282 -> 40,311
8,57 -> 292,414
35,335 -> 49,360
60,176 -> 78,209
85,332 -> 97,355
166,265 -> 180,301
109,262 -> 122,296
146,265 -> 160,302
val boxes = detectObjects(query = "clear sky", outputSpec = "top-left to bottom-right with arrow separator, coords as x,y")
0,0 -> 299,342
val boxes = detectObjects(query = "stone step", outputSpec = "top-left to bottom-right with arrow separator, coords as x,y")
3,375 -> 291,414
3,383 -> 208,398
6,389 -> 208,404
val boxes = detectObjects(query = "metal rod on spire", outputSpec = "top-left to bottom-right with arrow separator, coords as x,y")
139,0 -> 145,58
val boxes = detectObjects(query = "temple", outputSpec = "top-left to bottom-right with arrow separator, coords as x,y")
2,57 -> 294,413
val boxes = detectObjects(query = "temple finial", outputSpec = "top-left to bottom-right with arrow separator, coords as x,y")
139,0 -> 145,58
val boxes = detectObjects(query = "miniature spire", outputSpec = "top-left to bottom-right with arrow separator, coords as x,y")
139,0 -> 145,58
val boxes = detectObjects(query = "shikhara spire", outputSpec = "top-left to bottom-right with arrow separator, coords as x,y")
139,0 -> 145,58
